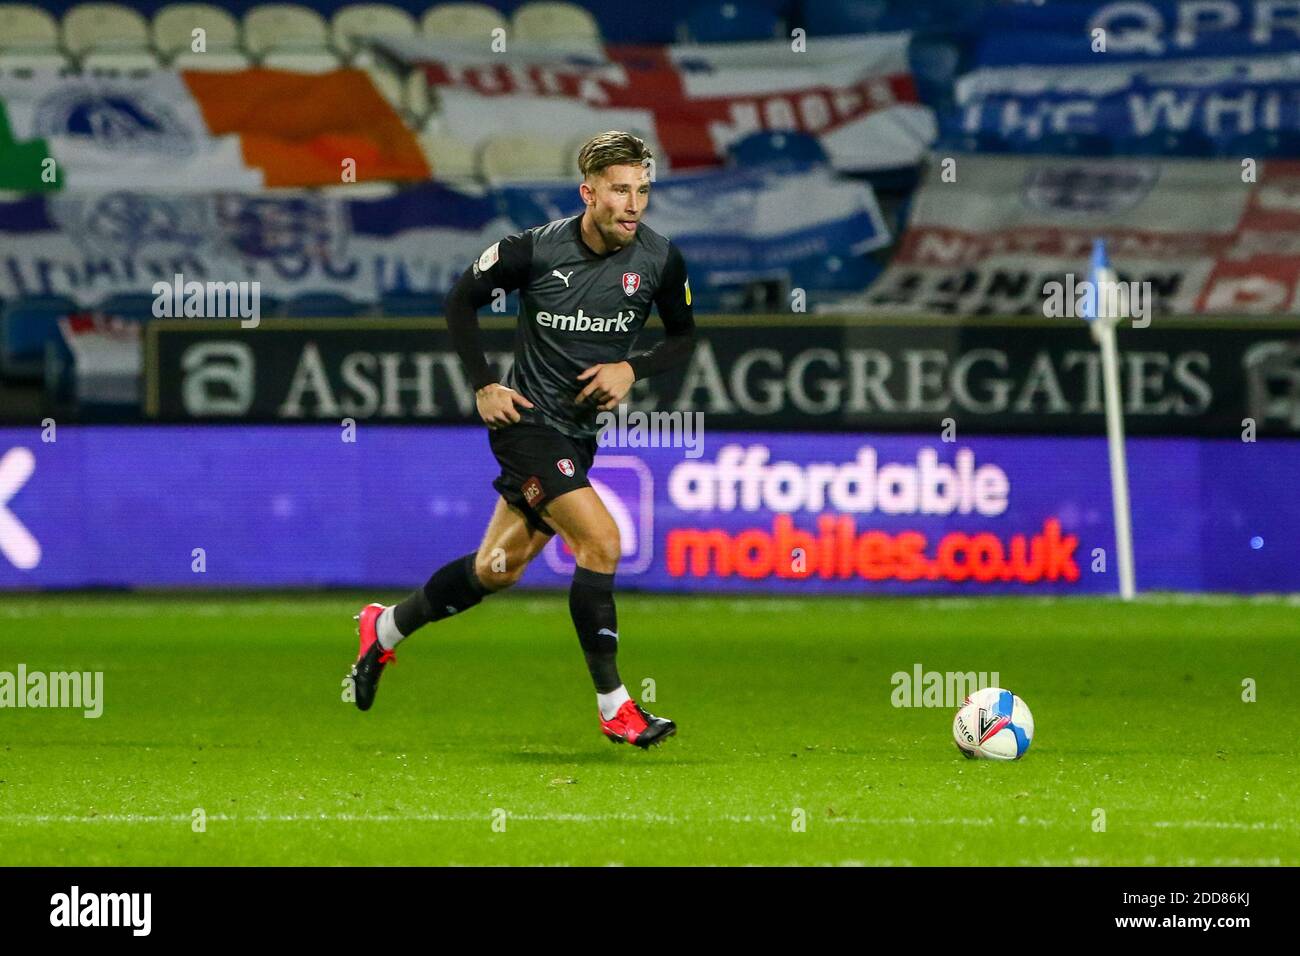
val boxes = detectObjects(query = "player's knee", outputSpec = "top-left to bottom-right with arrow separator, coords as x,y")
572,525 -> 621,573
474,548 -> 527,591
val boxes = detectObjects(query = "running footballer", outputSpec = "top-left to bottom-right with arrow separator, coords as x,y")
346,131 -> 696,748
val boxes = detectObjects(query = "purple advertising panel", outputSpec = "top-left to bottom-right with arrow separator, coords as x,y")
0,426 -> 1295,593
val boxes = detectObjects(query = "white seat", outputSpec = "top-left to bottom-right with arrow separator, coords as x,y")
244,3 -> 330,56
260,48 -> 342,72
63,3 -> 151,55
403,69 -> 430,120
363,63 -> 404,107
418,131 -> 478,181
332,4 -> 416,58
171,48 -> 252,70
0,4 -> 59,51
153,4 -> 241,57
421,3 -> 508,44
81,49 -> 163,71
0,49 -> 74,69
511,2 -> 601,50
479,132 -> 571,184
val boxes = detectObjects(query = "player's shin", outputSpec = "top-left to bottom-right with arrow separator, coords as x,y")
568,566 -> 627,715
382,552 -> 489,650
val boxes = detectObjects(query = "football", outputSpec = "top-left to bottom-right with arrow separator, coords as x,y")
953,687 -> 1035,760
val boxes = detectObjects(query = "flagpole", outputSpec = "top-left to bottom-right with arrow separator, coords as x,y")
1088,239 -> 1137,601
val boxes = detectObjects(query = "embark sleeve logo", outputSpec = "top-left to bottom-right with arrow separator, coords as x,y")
0,665 -> 103,718
50,886 -> 151,936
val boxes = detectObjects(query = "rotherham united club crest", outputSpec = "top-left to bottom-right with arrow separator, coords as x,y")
557,458 -> 576,477
622,273 -> 640,296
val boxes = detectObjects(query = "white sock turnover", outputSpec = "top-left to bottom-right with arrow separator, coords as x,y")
376,605 -> 406,651
597,685 -> 631,721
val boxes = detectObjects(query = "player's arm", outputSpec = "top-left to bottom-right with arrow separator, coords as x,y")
445,232 -> 535,427
576,243 -> 697,410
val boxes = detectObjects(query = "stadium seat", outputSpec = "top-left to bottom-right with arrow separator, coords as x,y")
0,49 -> 77,69
479,133 -> 571,183
260,48 -> 343,72
404,69 -> 431,121
82,50 -> 164,71
726,130 -> 828,169
332,4 -> 417,59
153,4 -> 242,60
283,292 -> 368,318
171,48 -> 252,70
680,2 -> 780,43
418,131 -> 479,181
243,4 -> 331,57
62,3 -> 151,56
421,3 -> 508,45
0,5 -> 60,53
363,63 -> 405,108
511,2 -> 602,53
1,295 -> 77,382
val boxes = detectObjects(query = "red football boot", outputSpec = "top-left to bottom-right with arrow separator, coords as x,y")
349,603 -> 395,711
600,699 -> 676,749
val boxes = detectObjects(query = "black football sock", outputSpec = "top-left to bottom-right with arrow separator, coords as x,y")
569,566 -> 622,694
392,552 -> 488,636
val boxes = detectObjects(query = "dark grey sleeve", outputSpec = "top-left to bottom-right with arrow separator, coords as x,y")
628,242 -> 696,381
445,231 -> 533,390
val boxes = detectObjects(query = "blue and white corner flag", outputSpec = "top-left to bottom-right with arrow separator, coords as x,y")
1081,237 -> 1118,326
1084,238 -> 1137,601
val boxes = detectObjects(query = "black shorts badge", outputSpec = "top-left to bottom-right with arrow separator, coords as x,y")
556,458 -> 575,477
522,476 -> 544,505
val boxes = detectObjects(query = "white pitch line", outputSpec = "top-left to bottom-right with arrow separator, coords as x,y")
4,813 -> 1295,832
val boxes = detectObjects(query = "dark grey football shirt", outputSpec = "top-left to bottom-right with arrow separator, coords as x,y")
446,214 -> 696,438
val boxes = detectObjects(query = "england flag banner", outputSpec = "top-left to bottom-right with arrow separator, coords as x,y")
373,33 -> 936,172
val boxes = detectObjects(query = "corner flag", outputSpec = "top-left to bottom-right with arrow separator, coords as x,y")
1083,238 -> 1137,600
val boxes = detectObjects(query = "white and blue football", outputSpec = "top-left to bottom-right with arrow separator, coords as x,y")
952,687 -> 1034,760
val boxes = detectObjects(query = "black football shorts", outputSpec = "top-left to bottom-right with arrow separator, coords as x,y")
488,422 -> 598,535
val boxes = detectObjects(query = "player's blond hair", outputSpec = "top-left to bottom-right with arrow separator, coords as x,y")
577,131 -> 653,179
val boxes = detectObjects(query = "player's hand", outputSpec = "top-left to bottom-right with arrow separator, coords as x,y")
476,383 -> 534,430
575,361 -> 634,411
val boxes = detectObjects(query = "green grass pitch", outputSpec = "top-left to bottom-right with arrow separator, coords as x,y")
2,592 -> 1296,866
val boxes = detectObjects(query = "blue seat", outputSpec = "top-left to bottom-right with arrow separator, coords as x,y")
727,130 -> 828,169
1,294 -> 77,382
282,292 -> 368,318
681,2 -> 780,43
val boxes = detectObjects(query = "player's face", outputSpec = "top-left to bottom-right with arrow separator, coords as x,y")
583,164 -> 651,250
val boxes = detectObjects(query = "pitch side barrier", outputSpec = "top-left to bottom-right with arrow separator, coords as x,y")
124,314 -> 1300,437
